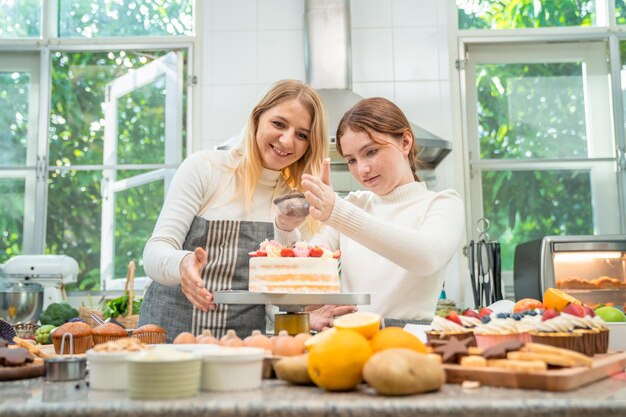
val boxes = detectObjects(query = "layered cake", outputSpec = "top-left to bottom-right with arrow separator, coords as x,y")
248,240 -> 341,293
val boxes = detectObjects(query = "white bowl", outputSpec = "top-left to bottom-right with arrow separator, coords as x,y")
127,348 -> 202,399
87,350 -> 136,391
200,347 -> 265,392
606,322 -> 626,352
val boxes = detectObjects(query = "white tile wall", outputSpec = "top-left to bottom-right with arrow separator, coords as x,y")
205,85 -> 260,149
352,82 -> 395,101
210,31 -> 258,85
211,0 -> 257,31
352,28 -> 394,82
392,0 -> 438,27
393,27 -> 440,81
258,30 -> 304,83
259,0 -> 304,30
350,0 -> 392,28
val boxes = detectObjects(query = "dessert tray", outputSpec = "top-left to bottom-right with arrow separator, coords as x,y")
214,291 -> 371,312
443,351 -> 626,391
0,363 -> 45,381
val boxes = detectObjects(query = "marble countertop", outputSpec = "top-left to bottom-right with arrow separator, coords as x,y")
1,376 -> 626,417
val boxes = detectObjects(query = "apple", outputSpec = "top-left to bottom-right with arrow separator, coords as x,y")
594,306 -> 626,322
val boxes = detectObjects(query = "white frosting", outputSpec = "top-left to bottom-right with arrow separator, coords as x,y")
249,257 -> 340,293
430,315 -> 469,333
533,315 -> 575,333
561,313 -> 596,329
459,316 -> 481,328
474,318 -> 533,335
589,315 -> 608,330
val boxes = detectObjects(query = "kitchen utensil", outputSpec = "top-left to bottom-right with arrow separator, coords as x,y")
0,282 -> 44,325
45,333 -> 87,382
273,190 -> 310,217
0,319 -> 17,344
464,219 -> 503,308
87,350 -> 135,391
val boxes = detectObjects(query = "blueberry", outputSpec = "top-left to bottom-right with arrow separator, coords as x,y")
512,313 -> 522,321
528,310 -> 537,316
496,313 -> 507,319
481,315 -> 491,324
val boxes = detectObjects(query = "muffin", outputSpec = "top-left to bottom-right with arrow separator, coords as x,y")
51,322 -> 94,354
529,313 -> 584,353
427,315 -> 476,347
131,324 -> 167,344
92,322 -> 129,345
473,315 -> 533,349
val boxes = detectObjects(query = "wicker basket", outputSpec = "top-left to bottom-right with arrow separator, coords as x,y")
117,260 -> 139,329
79,306 -> 105,328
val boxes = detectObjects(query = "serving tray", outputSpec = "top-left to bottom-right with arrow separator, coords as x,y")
214,291 -> 370,312
0,363 -> 45,381
442,351 -> 626,391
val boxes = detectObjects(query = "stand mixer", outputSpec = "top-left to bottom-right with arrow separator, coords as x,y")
0,255 -> 79,324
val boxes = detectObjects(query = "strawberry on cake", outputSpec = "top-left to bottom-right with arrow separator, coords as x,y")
248,240 -> 341,294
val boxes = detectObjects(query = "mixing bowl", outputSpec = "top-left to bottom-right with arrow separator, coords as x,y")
0,282 -> 44,324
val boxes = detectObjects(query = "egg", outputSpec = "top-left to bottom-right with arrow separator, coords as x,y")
173,332 -> 197,344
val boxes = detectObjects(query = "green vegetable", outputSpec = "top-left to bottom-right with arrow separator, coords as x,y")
103,294 -> 142,319
35,325 -> 56,344
39,302 -> 79,327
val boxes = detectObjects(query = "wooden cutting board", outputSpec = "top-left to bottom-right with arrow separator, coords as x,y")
443,351 -> 626,391
0,363 -> 45,381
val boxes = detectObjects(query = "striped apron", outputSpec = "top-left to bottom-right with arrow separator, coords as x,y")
139,217 -> 272,342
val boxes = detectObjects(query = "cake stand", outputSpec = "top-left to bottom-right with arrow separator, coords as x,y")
214,291 -> 371,335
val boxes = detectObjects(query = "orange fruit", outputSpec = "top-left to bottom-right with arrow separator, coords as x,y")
304,327 -> 336,351
333,312 -> 381,339
513,298 -> 545,313
542,288 -> 582,312
369,327 -> 428,354
307,329 -> 372,391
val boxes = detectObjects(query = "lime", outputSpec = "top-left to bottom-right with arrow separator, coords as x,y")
594,306 -> 626,322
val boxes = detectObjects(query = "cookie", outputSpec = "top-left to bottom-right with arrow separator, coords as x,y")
0,347 -> 34,367
487,358 -> 547,372
460,355 -> 487,367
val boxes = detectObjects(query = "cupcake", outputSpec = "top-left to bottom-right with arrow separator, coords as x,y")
427,313 -> 476,347
529,309 -> 583,353
131,324 -> 167,344
473,314 -> 533,349
51,322 -> 94,354
92,322 -> 129,345
560,303 -> 604,355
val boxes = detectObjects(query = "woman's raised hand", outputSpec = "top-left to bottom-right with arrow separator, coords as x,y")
302,158 -> 335,222
180,247 -> 216,312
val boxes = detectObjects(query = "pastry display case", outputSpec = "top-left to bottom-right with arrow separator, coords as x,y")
514,235 -> 626,308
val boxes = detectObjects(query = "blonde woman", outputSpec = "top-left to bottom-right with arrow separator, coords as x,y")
140,80 -> 329,341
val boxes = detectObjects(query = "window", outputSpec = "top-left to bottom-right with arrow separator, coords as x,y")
457,0 -> 597,29
458,1 -> 626,294
0,1 -> 194,292
0,0 -> 41,38
59,0 -> 193,38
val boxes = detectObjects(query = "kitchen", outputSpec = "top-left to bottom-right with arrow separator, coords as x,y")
1,0 -> 626,415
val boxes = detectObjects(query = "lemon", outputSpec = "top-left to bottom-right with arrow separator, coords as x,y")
369,327 -> 428,354
307,329 -> 372,391
304,327 -> 336,351
333,312 -> 381,339
543,288 -> 582,312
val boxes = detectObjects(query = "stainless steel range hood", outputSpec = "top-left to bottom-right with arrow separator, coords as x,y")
305,0 -> 451,169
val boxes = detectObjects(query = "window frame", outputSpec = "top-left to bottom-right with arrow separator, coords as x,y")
456,2 -> 626,298
0,0 -> 201,293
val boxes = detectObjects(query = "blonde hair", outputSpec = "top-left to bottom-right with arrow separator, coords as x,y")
233,80 -> 329,211
336,97 -> 421,181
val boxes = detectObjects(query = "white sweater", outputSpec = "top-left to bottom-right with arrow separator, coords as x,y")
276,182 -> 465,321
143,150 -> 290,286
